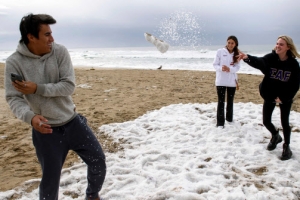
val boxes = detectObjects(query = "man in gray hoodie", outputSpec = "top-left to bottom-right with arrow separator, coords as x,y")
4,13 -> 106,200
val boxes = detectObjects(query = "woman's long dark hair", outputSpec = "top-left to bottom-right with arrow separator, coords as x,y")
226,35 -> 239,63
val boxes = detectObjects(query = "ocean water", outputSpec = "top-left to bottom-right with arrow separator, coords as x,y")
1,10 -> 299,76
0,44 -> 288,75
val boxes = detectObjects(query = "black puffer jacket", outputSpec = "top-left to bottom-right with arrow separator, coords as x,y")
244,50 -> 300,103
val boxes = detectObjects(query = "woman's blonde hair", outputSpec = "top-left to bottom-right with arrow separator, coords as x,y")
274,35 -> 300,59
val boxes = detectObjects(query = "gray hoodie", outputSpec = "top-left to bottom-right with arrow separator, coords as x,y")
5,42 -> 77,126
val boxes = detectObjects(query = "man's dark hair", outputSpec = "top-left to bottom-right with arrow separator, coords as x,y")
19,13 -> 56,44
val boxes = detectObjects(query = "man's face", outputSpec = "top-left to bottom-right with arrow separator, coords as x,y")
30,24 -> 54,56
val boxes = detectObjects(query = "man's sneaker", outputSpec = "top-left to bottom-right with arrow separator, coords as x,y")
281,143 -> 292,160
267,133 -> 282,151
85,195 -> 103,200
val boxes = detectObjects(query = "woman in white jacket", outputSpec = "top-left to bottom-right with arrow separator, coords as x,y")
213,35 -> 241,127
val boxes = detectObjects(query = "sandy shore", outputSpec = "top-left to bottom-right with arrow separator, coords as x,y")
1,63 -> 300,193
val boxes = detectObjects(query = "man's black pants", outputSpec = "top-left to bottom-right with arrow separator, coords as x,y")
32,114 -> 106,200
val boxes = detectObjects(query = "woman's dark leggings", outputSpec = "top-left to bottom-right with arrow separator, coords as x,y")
32,114 -> 106,200
263,100 -> 292,144
216,86 -> 236,126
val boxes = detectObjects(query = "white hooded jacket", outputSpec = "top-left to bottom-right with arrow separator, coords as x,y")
213,47 -> 240,87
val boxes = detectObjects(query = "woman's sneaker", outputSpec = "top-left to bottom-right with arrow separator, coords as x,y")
267,133 -> 282,151
281,143 -> 292,160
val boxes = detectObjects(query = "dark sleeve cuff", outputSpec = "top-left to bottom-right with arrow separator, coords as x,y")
243,57 -> 250,63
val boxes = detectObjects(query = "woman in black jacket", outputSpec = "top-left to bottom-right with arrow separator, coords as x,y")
239,35 -> 300,160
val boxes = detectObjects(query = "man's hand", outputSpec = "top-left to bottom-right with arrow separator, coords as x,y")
275,97 -> 282,104
12,80 -> 37,94
31,115 -> 53,134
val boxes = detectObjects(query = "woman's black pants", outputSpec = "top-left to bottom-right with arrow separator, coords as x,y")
216,86 -> 236,126
263,100 -> 292,144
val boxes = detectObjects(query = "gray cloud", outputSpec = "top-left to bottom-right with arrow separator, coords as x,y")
0,0 -> 300,50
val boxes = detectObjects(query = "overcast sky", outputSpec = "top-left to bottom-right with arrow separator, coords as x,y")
0,0 -> 300,50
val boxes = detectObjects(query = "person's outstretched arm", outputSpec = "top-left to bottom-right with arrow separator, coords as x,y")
238,51 -> 271,75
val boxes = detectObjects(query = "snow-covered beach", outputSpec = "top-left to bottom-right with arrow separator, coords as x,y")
1,102 -> 300,199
